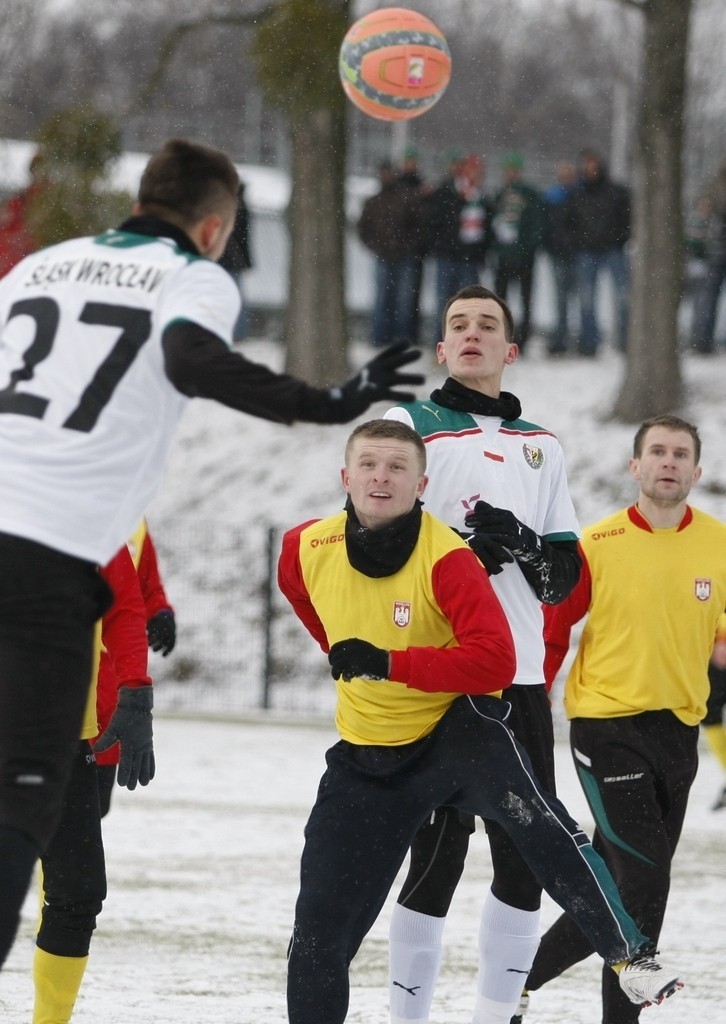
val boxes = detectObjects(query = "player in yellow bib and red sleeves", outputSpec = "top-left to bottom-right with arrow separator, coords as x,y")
128,519 -> 177,659
279,418 -> 683,1024
522,415 -> 726,1024
95,520 -> 175,817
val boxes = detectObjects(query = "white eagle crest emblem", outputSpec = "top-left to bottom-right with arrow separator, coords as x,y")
523,443 -> 544,469
393,601 -> 411,627
694,579 -> 712,602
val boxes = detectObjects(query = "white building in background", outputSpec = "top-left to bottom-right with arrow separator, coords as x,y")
0,137 -> 384,331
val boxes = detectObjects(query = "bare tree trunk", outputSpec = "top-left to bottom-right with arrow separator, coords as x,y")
284,104 -> 348,383
613,0 -> 692,422
127,0 -> 351,387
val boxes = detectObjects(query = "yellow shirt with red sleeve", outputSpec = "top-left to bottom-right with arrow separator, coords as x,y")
79,545 -> 152,751
126,518 -> 174,619
278,509 -> 516,746
544,504 -> 726,726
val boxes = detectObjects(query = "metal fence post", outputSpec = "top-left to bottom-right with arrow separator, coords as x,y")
261,524 -> 276,709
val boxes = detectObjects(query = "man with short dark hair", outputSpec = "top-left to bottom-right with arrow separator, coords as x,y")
385,284 -> 581,1024
520,414 -> 726,1024
0,136 -> 423,969
568,147 -> 630,355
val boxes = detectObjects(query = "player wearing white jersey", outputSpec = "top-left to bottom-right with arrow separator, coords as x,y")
0,137 -> 423,970
385,285 -> 581,1024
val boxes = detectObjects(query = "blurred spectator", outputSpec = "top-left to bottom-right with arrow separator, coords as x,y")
688,160 -> 726,354
397,145 -> 428,345
458,154 -> 494,284
684,195 -> 712,272
543,160 -> 579,356
0,150 -> 46,278
358,160 -> 420,348
567,149 -> 630,356
490,152 -> 546,353
218,181 -> 253,341
399,145 -> 424,191
419,149 -> 480,343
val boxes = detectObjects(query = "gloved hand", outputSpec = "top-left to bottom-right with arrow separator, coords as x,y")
465,500 -> 542,564
338,342 -> 424,418
147,609 -> 176,656
329,638 -> 390,682
94,686 -> 155,790
466,533 -> 515,576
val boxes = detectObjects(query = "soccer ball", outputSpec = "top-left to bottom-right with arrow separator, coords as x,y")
338,7 -> 451,122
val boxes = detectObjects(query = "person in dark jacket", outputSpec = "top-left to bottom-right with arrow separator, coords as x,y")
542,160 -> 579,356
458,154 -> 494,282
688,160 -> 726,354
490,153 -> 546,354
358,161 -> 421,348
568,149 -> 630,356
419,150 -> 481,344
397,146 -> 428,345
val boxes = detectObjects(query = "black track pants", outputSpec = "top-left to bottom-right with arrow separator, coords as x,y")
287,695 -> 648,1024
398,685 -> 556,916
526,711 -> 698,1024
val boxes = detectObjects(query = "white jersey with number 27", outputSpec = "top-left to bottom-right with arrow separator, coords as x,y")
0,228 -> 239,563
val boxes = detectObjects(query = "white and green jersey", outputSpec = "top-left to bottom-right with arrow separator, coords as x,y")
0,226 -> 239,563
386,399 -> 580,685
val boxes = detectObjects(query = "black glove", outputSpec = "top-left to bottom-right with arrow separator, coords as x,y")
329,638 -> 390,682
464,500 -> 542,564
337,343 -> 424,419
466,533 -> 515,576
147,609 -> 176,656
94,686 -> 155,790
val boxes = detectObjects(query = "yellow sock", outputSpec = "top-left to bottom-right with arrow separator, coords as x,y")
33,947 -> 88,1024
703,724 -> 726,772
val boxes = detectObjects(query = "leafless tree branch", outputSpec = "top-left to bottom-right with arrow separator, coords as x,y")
127,5 -> 278,116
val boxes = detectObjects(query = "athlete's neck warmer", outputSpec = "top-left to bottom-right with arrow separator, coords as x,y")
117,215 -> 200,257
344,498 -> 423,578
430,377 -> 522,421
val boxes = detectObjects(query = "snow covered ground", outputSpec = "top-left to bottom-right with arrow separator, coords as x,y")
1,718 -> 724,1023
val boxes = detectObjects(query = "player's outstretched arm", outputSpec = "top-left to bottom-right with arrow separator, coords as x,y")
163,324 -> 423,425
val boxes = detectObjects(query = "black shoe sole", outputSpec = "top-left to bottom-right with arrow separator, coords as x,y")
643,977 -> 683,1007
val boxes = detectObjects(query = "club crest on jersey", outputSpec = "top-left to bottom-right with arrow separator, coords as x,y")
523,443 -> 544,469
694,578 -> 712,601
393,601 -> 412,628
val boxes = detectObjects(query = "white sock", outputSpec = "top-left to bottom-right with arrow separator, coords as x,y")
389,904 -> 446,1024
471,891 -> 540,1024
